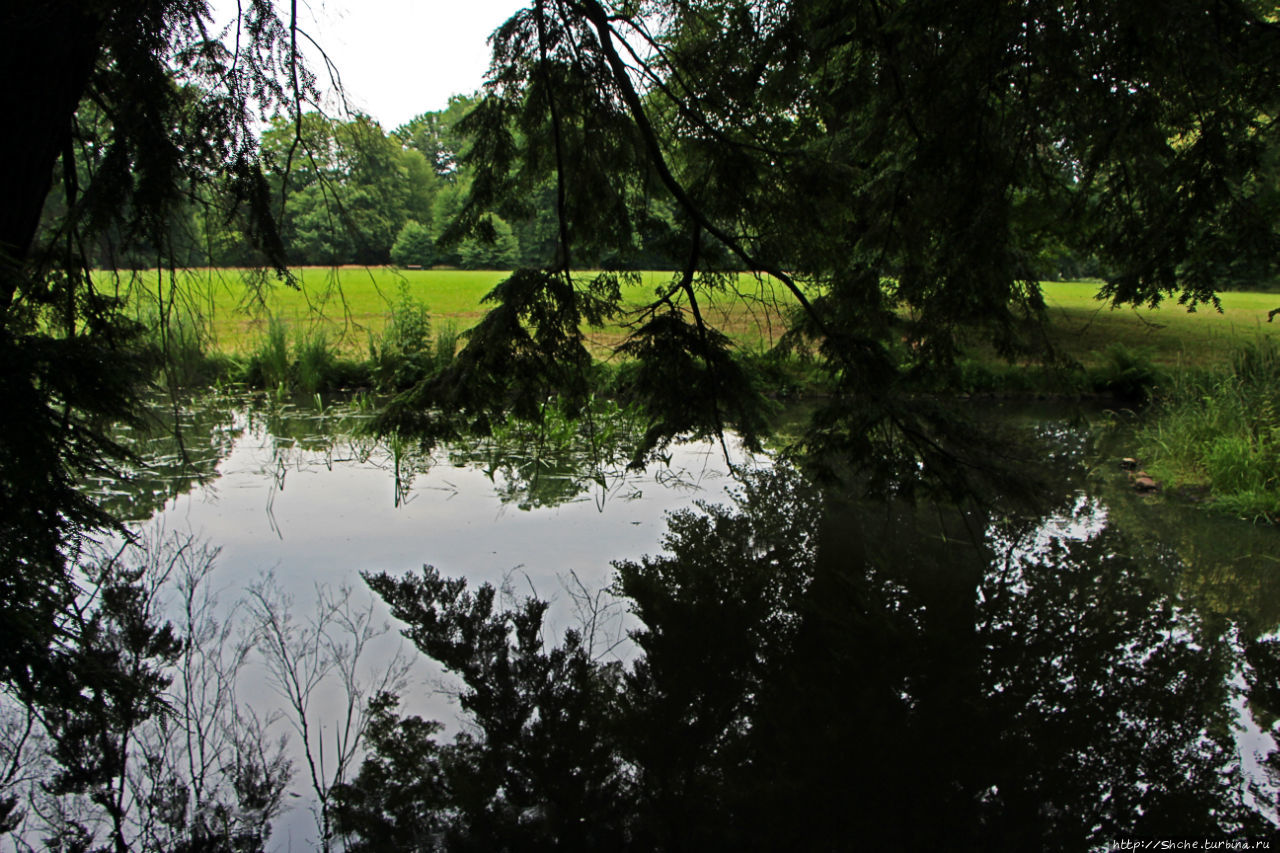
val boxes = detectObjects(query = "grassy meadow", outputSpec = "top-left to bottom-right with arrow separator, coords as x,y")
1035,281 -> 1280,370
107,267 -> 512,355
106,267 -> 796,356
108,266 -> 1278,367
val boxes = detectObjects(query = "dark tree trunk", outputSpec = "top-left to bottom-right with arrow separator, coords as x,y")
0,2 -> 103,310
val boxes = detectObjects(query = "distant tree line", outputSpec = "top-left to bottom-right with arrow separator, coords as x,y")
33,92 -> 703,271
34,89 -> 1151,278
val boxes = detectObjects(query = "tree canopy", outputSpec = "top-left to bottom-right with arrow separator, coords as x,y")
382,0 -> 1280,481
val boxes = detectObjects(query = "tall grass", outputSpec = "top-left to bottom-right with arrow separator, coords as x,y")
141,301 -> 237,388
434,320 -> 459,368
1137,338 -> 1280,522
237,319 -> 370,394
244,318 -> 291,390
295,329 -> 336,396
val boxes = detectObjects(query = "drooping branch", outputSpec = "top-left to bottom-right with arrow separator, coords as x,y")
575,0 -> 835,343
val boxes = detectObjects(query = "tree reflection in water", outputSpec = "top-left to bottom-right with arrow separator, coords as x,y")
86,395 -> 1280,847
339,463 -> 1280,850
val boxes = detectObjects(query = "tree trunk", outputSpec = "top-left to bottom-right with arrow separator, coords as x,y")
0,2 -> 103,311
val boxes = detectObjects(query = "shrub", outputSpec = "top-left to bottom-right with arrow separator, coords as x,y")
1090,343 -> 1162,402
370,285 -> 434,390
385,284 -> 431,356
391,220 -> 436,268
1137,339 -> 1280,522
955,358 -> 998,393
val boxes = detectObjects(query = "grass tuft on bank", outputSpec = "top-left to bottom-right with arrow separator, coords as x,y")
1137,338 -> 1280,523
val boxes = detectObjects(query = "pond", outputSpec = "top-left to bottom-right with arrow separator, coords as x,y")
48,392 -> 1280,849
96,390 -> 756,636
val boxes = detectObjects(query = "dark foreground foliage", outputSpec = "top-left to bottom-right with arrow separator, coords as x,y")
379,0 -> 1280,489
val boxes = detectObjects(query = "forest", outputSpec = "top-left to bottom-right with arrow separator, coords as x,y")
37,93 -> 1116,278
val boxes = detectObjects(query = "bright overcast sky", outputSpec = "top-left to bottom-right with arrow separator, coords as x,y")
215,0 -> 528,129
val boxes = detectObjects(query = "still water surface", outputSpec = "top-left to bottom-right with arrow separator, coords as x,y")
83,392 -> 1280,848
112,392 -> 753,631
90,392 -> 758,849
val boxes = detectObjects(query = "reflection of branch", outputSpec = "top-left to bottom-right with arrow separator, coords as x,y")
562,570 -> 629,661
0,704 -> 37,791
247,576 -> 409,853
150,532 -> 289,848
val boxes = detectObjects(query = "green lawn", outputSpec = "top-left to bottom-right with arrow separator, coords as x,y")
106,267 -> 797,355
107,267 -> 511,353
1038,281 -> 1280,369
105,267 -> 1278,367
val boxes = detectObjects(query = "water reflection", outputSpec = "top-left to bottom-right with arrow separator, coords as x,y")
79,395 -> 1280,847
100,392 -> 733,521
773,484 -> 1266,846
339,463 -> 1280,849
89,392 -> 747,652
85,393 -> 244,523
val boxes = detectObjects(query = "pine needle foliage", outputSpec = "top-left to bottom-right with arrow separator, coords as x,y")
379,0 -> 1280,485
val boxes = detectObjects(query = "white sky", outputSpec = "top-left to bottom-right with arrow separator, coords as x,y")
216,0 -> 528,129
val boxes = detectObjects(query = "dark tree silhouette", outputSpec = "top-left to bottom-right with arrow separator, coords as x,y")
0,0 -> 307,686
337,464 -> 1275,850
380,0 -> 1280,478
0,3 -> 314,846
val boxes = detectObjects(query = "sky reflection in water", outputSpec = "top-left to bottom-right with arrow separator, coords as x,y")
96,394 -> 1280,847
